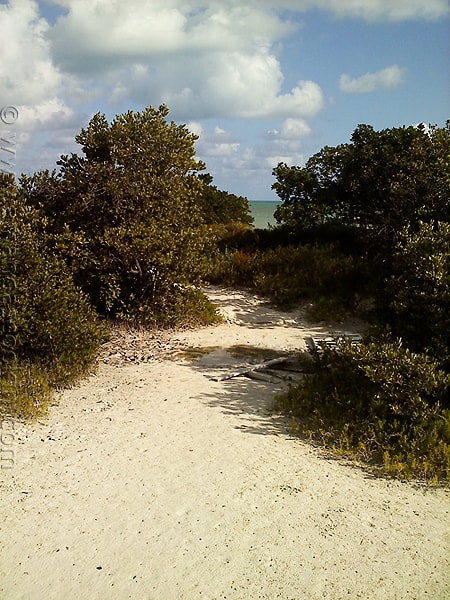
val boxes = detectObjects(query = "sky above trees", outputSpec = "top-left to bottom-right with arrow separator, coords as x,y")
1,0 -> 449,199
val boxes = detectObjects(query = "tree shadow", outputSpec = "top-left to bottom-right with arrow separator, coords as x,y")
209,286 -> 307,330
200,374 -> 297,438
175,345 -> 304,438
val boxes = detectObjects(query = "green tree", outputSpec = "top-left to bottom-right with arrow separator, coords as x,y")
21,105 -> 213,323
198,173 -> 253,226
273,122 -> 450,249
273,145 -> 346,229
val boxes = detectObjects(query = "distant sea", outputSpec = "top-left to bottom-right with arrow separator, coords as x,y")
249,200 -> 280,229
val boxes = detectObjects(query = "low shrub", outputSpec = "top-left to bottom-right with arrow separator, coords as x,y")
304,296 -> 351,323
128,285 -> 222,328
278,338 -> 450,482
0,360 -> 54,421
206,242 -> 365,314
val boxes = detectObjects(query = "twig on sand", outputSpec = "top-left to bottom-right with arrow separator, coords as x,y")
211,357 -> 289,381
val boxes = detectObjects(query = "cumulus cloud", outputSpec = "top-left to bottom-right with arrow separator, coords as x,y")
260,118 -> 313,172
0,0 -> 61,105
2,0 -> 447,195
321,0 -> 449,22
267,118 -> 313,140
0,0 -> 84,142
17,98 -> 79,131
339,65 -> 407,93
45,1 -> 316,120
192,124 -> 241,160
47,1 -> 295,73
46,0 -> 450,23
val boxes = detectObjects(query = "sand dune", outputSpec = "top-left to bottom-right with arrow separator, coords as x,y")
1,287 -> 449,599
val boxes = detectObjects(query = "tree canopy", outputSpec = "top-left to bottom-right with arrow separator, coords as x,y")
198,173 -> 253,226
272,122 -> 450,249
20,105 -> 210,321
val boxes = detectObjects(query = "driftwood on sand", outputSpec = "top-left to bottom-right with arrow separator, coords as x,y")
211,356 -> 289,381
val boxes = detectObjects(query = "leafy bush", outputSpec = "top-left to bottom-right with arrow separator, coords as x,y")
272,121 -> 450,253
198,173 -> 253,226
131,285 -> 222,328
20,106 -> 214,324
0,360 -> 54,420
1,174 -> 105,419
279,338 -> 450,481
381,221 -> 450,367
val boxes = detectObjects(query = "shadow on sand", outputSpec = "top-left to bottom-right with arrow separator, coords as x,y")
174,345 -> 303,438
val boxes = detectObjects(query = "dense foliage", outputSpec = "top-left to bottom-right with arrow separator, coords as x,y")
207,240 -> 364,316
273,122 -> 450,251
20,105 -> 217,324
269,122 -> 450,481
381,221 -> 450,369
1,174 -> 104,419
2,105 -> 254,417
199,173 -> 253,226
279,339 -> 450,481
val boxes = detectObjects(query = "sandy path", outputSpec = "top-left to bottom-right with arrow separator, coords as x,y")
1,287 -> 449,600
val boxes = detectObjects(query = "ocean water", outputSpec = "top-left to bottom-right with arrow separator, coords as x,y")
249,201 -> 280,229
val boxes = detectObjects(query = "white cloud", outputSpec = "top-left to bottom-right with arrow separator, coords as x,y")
17,98 -> 78,131
0,0 -> 61,105
339,65 -> 407,93
281,118 -> 313,139
267,81 -> 324,118
46,0 -> 450,23
44,1 -> 313,120
47,1 -> 295,72
322,0 -> 449,22
193,124 -> 241,160
187,121 -> 203,138
2,0 -> 447,196
267,118 -> 312,140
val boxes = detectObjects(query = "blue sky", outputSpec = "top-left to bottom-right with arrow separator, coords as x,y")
1,0 -> 449,200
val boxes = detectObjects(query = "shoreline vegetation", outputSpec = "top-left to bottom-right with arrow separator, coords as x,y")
1,106 -> 449,483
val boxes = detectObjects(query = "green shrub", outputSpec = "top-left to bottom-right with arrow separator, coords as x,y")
20,106 -> 212,323
198,173 -> 253,226
0,360 -> 54,421
278,338 -> 450,481
130,285 -> 222,328
1,175 -> 105,418
381,221 -> 450,367
304,296 -> 351,323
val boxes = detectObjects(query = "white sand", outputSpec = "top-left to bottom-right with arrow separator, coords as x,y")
1,286 -> 449,600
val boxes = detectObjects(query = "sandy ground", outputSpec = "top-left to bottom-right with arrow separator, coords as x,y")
1,286 -> 449,600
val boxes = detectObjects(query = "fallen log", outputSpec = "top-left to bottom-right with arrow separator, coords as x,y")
211,356 -> 289,382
